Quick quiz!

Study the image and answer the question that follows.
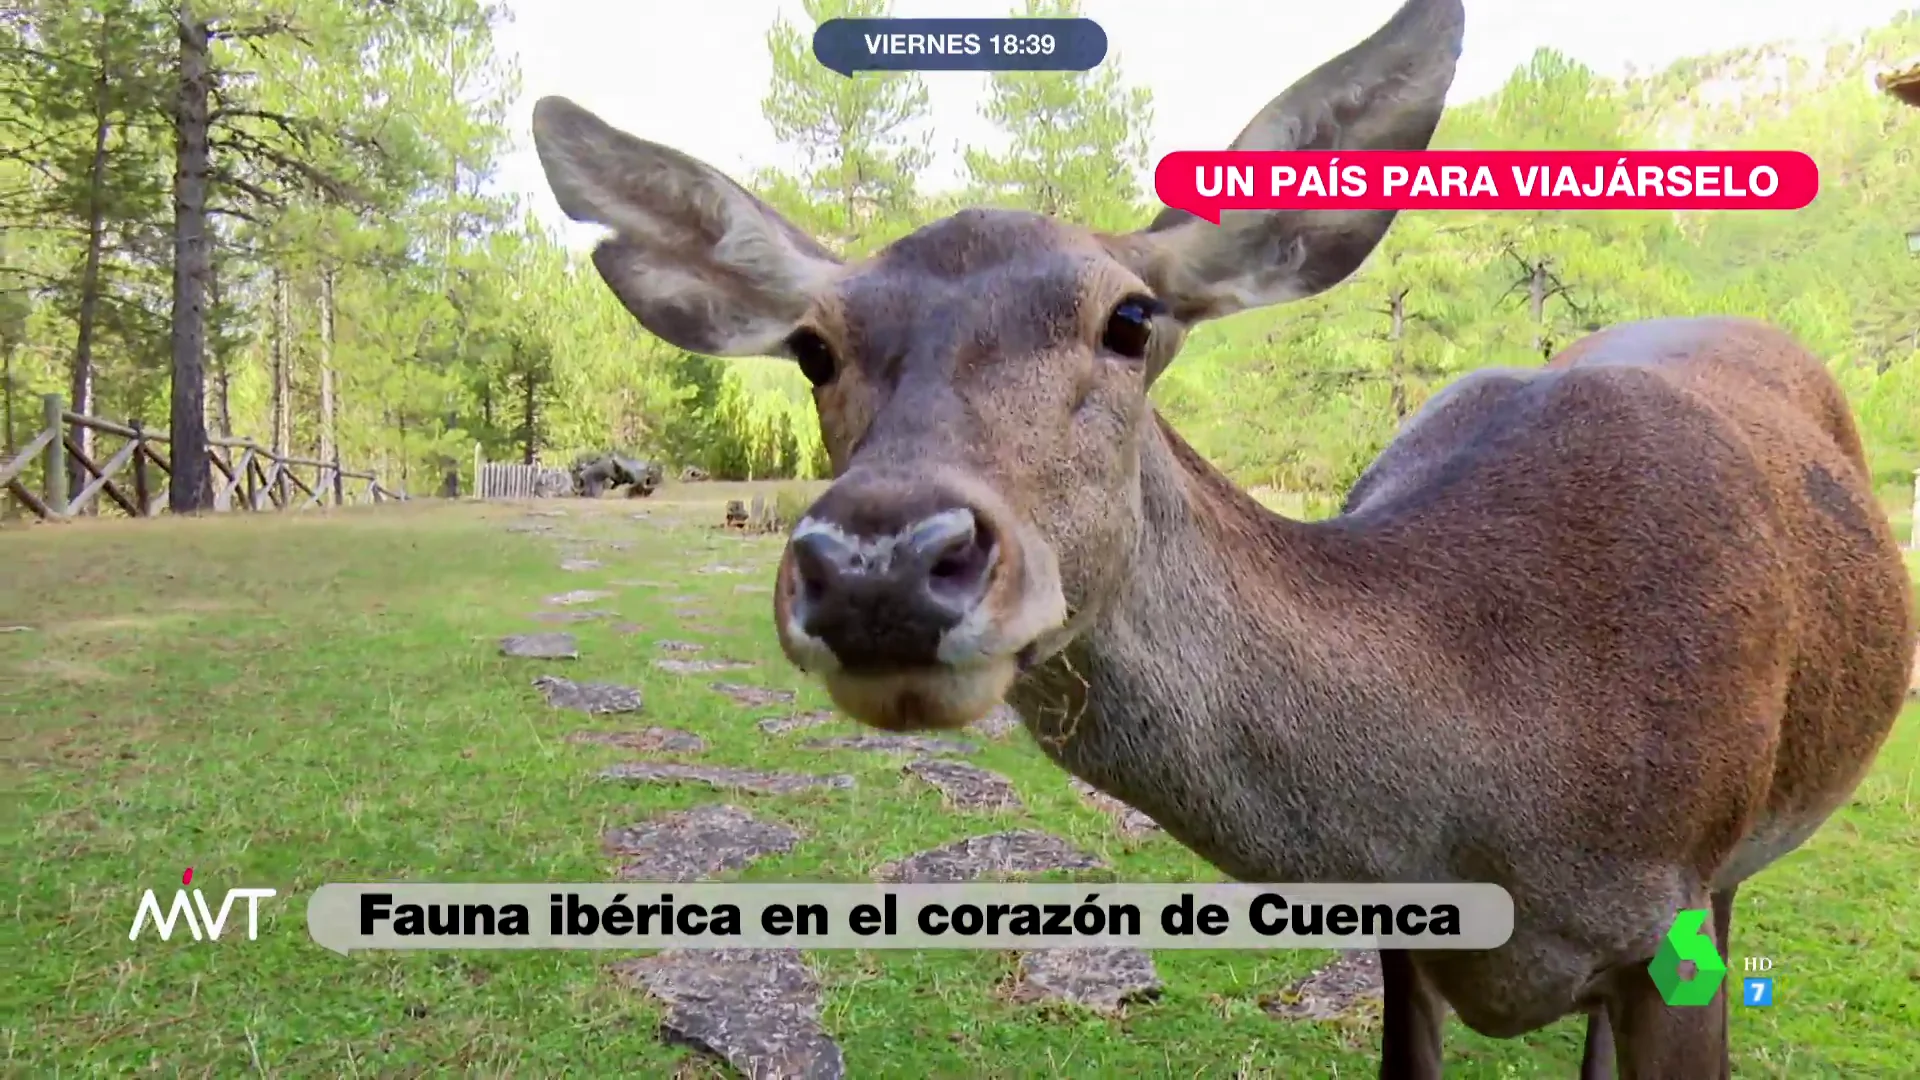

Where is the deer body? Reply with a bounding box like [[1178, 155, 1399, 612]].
[[530, 0, 1912, 1072]]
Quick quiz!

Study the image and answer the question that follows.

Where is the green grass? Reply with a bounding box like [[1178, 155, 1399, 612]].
[[3, 491, 1915, 1077]]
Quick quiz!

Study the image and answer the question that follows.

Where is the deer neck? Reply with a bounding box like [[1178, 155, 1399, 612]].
[[1009, 413, 1454, 884]]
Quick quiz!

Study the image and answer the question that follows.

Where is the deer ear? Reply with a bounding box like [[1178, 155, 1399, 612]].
[[1126, 0, 1464, 326], [531, 96, 842, 357]]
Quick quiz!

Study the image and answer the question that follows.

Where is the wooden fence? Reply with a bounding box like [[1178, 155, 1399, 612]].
[[473, 445, 571, 500], [0, 393, 403, 521]]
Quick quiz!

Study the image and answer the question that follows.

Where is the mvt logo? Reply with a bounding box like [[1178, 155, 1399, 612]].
[[128, 867, 277, 942]]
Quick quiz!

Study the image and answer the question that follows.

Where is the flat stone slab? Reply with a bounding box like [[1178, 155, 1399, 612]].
[[906, 759, 1023, 812], [601, 762, 854, 795], [656, 639, 704, 653], [757, 710, 836, 735], [604, 804, 800, 881], [534, 675, 644, 714], [545, 589, 614, 606], [530, 509, 568, 517], [559, 558, 604, 572], [568, 727, 707, 754], [1071, 779, 1160, 838], [1008, 948, 1162, 1014], [499, 632, 578, 659], [875, 830, 1107, 884], [1263, 951, 1383, 1021], [655, 658, 756, 675], [735, 584, 774, 595], [667, 594, 701, 604], [696, 564, 752, 574], [612, 622, 645, 635], [674, 607, 712, 619], [800, 734, 977, 756], [711, 682, 796, 708], [612, 950, 844, 1080], [504, 522, 555, 534], [970, 705, 1022, 739], [529, 608, 615, 624], [612, 578, 671, 588]]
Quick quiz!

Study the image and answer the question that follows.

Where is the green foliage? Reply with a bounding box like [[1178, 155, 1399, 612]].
[[0, 6, 1913, 514]]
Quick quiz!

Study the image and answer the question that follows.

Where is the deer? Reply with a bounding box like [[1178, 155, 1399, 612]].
[[528, 0, 1915, 1074]]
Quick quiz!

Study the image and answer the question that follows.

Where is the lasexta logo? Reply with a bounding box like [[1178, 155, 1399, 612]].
[[1648, 908, 1727, 1006]]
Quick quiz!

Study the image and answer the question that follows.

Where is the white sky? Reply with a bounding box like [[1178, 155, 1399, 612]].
[[493, 1, 1919, 249]]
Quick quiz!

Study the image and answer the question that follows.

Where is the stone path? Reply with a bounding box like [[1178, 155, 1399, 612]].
[[604, 804, 801, 881], [486, 506, 1294, 1072], [711, 682, 795, 708], [533, 675, 643, 715], [905, 758, 1023, 812], [602, 761, 855, 796], [1262, 952, 1384, 1021], [1071, 779, 1160, 838], [499, 632, 578, 659], [874, 830, 1105, 884], [529, 609, 614, 624], [567, 727, 707, 754], [799, 734, 977, 756], [654, 658, 756, 675], [1008, 949, 1163, 1014], [612, 951, 844, 1080], [757, 710, 836, 735], [545, 589, 614, 606]]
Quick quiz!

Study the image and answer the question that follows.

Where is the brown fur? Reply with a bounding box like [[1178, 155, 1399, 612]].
[[529, 1, 1912, 1074]]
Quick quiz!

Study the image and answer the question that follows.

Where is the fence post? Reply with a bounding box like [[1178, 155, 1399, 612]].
[[40, 393, 66, 516], [131, 418, 150, 516]]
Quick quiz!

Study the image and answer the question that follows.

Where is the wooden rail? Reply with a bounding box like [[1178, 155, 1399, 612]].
[[1, 393, 404, 521], [473, 443, 572, 500]]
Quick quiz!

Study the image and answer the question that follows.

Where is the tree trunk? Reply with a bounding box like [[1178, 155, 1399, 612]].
[[271, 267, 290, 456], [69, 12, 116, 508], [318, 266, 339, 502], [167, 3, 213, 514], [520, 367, 536, 465], [208, 257, 230, 436]]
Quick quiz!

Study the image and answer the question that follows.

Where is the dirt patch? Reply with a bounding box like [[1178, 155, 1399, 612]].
[[600, 762, 855, 796], [874, 830, 1106, 884], [905, 759, 1023, 812], [611, 950, 844, 1080], [757, 710, 836, 735], [499, 633, 578, 659], [559, 558, 605, 572], [674, 607, 712, 620], [567, 728, 707, 754], [545, 589, 614, 607], [532, 675, 644, 715], [1262, 952, 1383, 1021], [612, 622, 645, 635], [1007, 949, 1162, 1014], [8, 656, 120, 683], [655, 658, 756, 675], [612, 579, 672, 588], [800, 734, 977, 756], [604, 804, 801, 881], [711, 683, 796, 708], [1071, 779, 1160, 838]]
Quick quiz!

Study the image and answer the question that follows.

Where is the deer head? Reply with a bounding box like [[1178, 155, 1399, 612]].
[[532, 0, 1466, 731]]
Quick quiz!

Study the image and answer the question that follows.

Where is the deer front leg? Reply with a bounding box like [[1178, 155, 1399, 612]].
[[1580, 1006, 1615, 1080], [1601, 891, 1730, 1080], [1380, 949, 1447, 1079]]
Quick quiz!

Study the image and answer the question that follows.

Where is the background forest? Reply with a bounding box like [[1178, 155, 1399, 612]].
[[2, 0, 1916, 523]]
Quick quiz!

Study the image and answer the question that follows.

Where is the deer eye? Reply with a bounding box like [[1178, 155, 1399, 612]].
[[787, 329, 837, 387], [1101, 295, 1161, 360]]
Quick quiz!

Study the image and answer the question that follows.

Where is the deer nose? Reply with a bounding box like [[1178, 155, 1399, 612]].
[[786, 505, 999, 671]]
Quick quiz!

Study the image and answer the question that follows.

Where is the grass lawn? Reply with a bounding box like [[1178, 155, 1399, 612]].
[[3, 486, 1915, 1077]]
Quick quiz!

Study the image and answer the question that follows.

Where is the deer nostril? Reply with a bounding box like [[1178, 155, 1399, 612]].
[[788, 528, 844, 608], [920, 511, 996, 603]]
